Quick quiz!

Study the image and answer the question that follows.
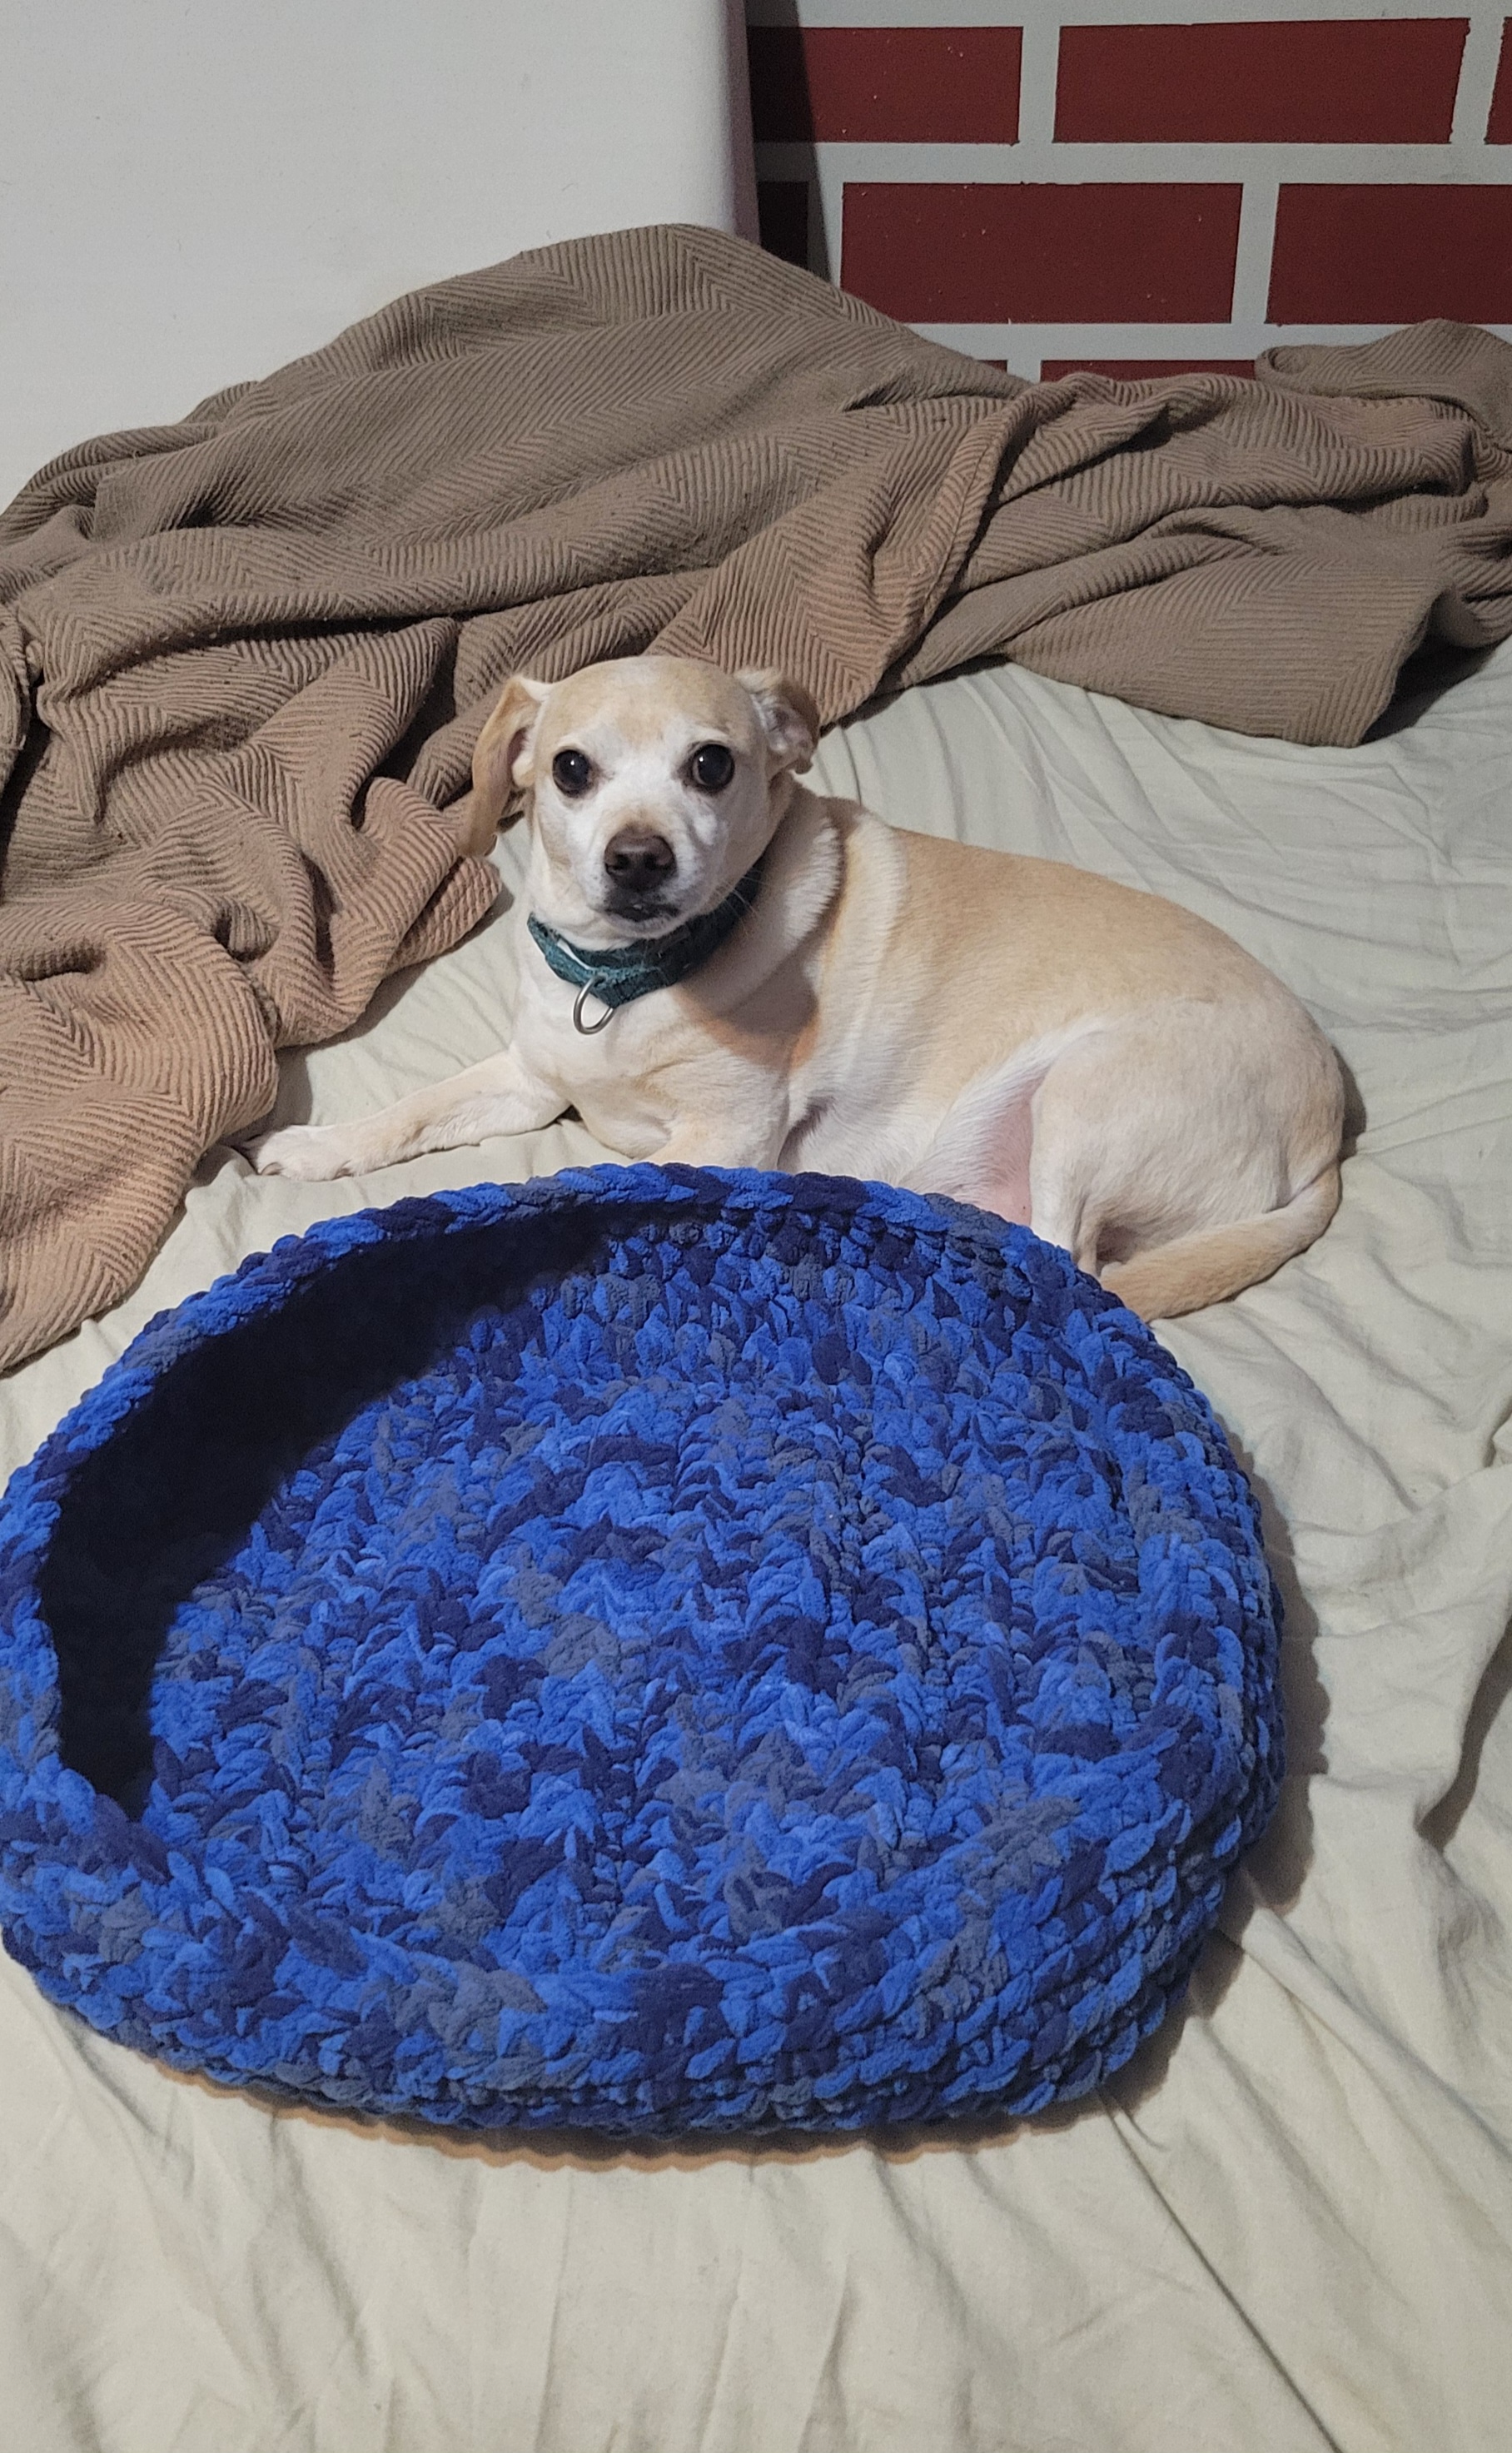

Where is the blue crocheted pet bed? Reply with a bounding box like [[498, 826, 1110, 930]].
[[0, 1167, 1281, 2132]]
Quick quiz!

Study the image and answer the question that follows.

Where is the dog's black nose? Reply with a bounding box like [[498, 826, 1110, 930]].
[[604, 831, 675, 893]]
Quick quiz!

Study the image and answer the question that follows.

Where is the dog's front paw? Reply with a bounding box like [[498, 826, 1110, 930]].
[[244, 1123, 362, 1182]]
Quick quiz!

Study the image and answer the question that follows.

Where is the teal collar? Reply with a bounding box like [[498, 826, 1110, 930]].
[[528, 854, 766, 1034]]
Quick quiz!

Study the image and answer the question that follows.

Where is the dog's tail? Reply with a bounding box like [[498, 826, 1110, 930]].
[[1098, 1163, 1340, 1322]]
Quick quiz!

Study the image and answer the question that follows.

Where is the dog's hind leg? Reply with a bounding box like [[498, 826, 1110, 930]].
[[1026, 1003, 1343, 1317], [906, 1031, 1100, 1226], [912, 1003, 1341, 1318]]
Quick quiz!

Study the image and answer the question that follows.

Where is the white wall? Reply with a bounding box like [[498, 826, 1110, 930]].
[[0, 0, 757, 503]]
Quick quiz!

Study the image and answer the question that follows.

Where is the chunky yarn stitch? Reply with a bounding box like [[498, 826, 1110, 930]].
[[0, 1167, 1281, 2132]]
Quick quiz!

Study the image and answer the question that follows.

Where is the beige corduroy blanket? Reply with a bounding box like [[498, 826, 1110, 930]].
[[1, 221, 1510, 1373]]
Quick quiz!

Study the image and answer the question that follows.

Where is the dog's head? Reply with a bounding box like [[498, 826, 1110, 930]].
[[467, 655, 818, 943]]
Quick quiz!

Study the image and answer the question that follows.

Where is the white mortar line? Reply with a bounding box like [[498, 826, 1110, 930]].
[[1015, 7, 1062, 156], [1452, 4, 1509, 147], [1231, 176, 1281, 326]]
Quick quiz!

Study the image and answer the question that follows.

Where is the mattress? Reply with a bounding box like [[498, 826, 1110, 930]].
[[2, 643, 1510, 2451]]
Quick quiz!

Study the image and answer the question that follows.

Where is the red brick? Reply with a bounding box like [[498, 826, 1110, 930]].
[[757, 181, 809, 271], [1056, 18, 1467, 145], [1269, 186, 1512, 322], [749, 27, 1020, 146], [1040, 358, 1255, 381], [841, 186, 1241, 325], [1488, 20, 1512, 140]]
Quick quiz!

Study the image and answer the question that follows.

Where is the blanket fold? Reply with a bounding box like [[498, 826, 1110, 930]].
[[2, 223, 1510, 1370]]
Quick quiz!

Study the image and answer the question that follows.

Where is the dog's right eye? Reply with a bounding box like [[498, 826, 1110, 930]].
[[552, 749, 594, 797], [689, 742, 735, 793]]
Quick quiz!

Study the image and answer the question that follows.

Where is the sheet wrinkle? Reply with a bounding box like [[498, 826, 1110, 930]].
[[1234, 1900, 1512, 2176], [0, 2122, 74, 2272], [1100, 2111, 1342, 2453], [1424, 1626, 1512, 1853], [524, 2173, 598, 2453], [264, 2247, 395, 2453]]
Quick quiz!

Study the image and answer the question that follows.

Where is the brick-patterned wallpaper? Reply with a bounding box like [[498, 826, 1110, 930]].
[[748, 1, 1512, 375]]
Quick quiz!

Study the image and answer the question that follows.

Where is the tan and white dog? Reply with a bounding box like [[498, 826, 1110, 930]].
[[250, 654, 1344, 1319]]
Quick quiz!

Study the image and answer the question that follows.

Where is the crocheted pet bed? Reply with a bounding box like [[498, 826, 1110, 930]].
[[0, 1167, 1282, 2133]]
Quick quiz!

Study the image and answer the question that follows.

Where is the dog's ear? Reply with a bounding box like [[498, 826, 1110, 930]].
[[461, 674, 550, 850], [738, 669, 819, 775]]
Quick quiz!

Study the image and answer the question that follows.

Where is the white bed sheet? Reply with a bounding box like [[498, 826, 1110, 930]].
[[2, 644, 1510, 2451]]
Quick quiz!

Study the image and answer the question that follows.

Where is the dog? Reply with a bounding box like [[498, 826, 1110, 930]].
[[249, 654, 1344, 1319]]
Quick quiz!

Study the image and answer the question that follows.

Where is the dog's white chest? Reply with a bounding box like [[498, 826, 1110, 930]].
[[514, 978, 694, 1155]]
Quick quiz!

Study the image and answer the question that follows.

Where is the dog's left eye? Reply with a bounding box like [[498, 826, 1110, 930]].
[[553, 749, 594, 797], [689, 742, 734, 793]]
